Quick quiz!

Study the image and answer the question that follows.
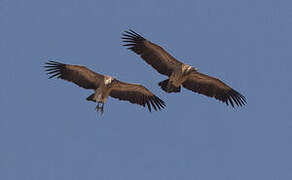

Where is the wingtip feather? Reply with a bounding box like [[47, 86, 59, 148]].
[[44, 60, 64, 79]]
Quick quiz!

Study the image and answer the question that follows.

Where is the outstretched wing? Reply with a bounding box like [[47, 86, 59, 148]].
[[109, 80, 166, 112], [44, 60, 104, 89], [122, 30, 182, 76], [182, 72, 246, 107]]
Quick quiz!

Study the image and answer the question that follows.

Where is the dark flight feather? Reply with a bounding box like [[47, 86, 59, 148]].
[[110, 80, 166, 112], [122, 30, 182, 76], [182, 72, 246, 107]]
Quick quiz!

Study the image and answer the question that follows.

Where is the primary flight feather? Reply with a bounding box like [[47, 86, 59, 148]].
[[44, 61, 165, 113], [122, 30, 246, 107]]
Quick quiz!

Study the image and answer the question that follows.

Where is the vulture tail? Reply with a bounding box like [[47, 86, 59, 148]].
[[158, 79, 181, 93], [86, 93, 95, 102]]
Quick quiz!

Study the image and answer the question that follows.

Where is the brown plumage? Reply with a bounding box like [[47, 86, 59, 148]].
[[44, 61, 165, 113], [122, 30, 246, 107]]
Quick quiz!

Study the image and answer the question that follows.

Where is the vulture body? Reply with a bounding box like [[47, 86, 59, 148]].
[[122, 30, 246, 107], [44, 61, 165, 113]]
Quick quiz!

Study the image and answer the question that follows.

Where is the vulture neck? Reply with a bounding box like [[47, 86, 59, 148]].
[[104, 75, 114, 85], [182, 64, 193, 73], [93, 75, 114, 104]]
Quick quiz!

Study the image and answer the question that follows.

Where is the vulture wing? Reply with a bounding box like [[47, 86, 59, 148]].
[[110, 80, 166, 112], [182, 71, 246, 107], [44, 61, 104, 89], [122, 30, 182, 76]]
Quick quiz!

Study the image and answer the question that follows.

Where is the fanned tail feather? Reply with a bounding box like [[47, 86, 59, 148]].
[[158, 79, 181, 93], [86, 93, 95, 102]]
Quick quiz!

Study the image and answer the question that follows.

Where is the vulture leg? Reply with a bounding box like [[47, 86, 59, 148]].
[[95, 102, 105, 115], [100, 103, 104, 114]]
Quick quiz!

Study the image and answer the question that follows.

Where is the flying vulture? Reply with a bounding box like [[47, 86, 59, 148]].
[[122, 30, 246, 107], [44, 61, 165, 113]]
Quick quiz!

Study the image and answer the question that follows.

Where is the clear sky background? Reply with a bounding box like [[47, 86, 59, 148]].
[[1, 0, 292, 179]]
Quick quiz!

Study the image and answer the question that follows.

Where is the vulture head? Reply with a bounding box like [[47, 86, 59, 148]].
[[183, 64, 198, 76]]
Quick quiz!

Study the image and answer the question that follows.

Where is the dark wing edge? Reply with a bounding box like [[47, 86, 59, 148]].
[[109, 81, 166, 112], [122, 29, 146, 51], [122, 29, 181, 76], [182, 73, 246, 107], [44, 60, 99, 89]]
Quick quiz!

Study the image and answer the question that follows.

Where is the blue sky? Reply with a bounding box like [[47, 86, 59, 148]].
[[1, 0, 292, 179]]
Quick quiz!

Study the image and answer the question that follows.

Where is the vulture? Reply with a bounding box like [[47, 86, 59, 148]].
[[44, 61, 165, 113], [122, 30, 246, 107]]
